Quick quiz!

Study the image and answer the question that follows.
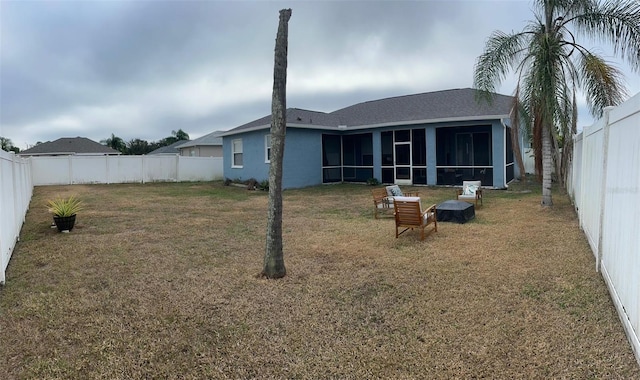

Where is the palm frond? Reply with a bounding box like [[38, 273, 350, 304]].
[[473, 30, 530, 102], [579, 52, 628, 117], [569, 0, 640, 71]]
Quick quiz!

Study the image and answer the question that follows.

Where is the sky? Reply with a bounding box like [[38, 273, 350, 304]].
[[1, 0, 639, 151]]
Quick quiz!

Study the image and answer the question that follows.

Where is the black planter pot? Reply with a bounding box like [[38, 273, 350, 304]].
[[53, 214, 77, 232]]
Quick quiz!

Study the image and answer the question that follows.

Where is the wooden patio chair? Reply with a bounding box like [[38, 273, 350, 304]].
[[385, 185, 418, 198], [372, 187, 393, 219], [457, 180, 483, 207], [393, 196, 437, 241]]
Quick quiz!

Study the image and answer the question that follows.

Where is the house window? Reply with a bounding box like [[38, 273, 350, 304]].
[[265, 134, 271, 163], [232, 139, 243, 168]]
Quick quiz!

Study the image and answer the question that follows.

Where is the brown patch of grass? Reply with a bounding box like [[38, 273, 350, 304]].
[[1, 182, 638, 379]]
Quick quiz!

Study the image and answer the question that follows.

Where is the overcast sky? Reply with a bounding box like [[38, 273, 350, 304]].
[[2, 0, 639, 150]]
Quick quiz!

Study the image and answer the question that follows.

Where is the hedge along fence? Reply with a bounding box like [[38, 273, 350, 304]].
[[0, 151, 33, 284], [0, 154, 223, 284], [569, 92, 640, 366]]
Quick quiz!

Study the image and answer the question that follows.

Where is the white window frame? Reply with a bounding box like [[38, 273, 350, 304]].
[[265, 134, 271, 163], [232, 139, 243, 168]]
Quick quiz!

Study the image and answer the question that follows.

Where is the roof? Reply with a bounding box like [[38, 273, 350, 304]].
[[331, 88, 514, 127], [18, 137, 120, 156], [221, 88, 514, 136], [175, 131, 224, 149], [148, 140, 188, 155]]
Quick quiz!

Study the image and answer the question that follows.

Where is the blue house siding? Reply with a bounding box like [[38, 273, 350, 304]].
[[224, 119, 513, 189], [281, 128, 323, 188], [491, 120, 507, 188], [223, 128, 324, 188]]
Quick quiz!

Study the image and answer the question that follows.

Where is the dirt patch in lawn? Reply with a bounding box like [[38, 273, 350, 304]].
[[1, 181, 638, 379]]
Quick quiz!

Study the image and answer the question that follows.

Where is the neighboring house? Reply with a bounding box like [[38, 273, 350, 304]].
[[175, 131, 224, 157], [148, 140, 189, 155], [18, 137, 120, 157], [221, 88, 524, 189]]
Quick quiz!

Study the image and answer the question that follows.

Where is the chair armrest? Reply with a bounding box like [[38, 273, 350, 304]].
[[456, 189, 463, 196], [405, 191, 419, 197], [476, 189, 483, 198], [421, 204, 437, 217]]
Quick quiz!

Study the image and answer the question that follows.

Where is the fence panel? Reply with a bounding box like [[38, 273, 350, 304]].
[[143, 156, 178, 182], [108, 156, 144, 183], [568, 132, 583, 206], [30, 155, 223, 185], [178, 156, 224, 182], [31, 156, 72, 185], [578, 118, 606, 257], [71, 156, 108, 184], [600, 95, 640, 360], [0, 151, 33, 284], [571, 92, 640, 365]]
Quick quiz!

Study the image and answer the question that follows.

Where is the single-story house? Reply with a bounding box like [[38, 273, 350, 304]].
[[18, 137, 120, 157], [220, 88, 523, 189], [175, 131, 224, 157]]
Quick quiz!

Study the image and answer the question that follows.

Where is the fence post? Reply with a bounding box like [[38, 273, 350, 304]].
[[595, 106, 614, 273]]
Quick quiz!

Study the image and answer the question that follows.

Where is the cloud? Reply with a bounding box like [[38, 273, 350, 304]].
[[1, 0, 638, 149]]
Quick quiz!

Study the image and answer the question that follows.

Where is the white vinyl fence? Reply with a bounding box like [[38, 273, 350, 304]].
[[0, 151, 33, 284], [570, 92, 640, 365], [30, 155, 223, 185]]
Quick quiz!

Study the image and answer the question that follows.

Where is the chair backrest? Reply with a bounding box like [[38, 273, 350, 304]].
[[462, 181, 481, 195], [393, 196, 422, 226], [386, 185, 404, 197], [372, 187, 388, 203]]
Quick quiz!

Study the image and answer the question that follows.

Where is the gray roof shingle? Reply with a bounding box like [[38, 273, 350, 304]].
[[175, 131, 224, 149], [148, 140, 189, 155], [331, 88, 513, 127], [222, 88, 513, 136], [18, 137, 120, 156]]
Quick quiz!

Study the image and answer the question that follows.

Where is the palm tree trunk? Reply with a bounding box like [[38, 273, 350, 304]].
[[541, 122, 553, 206], [263, 9, 291, 279]]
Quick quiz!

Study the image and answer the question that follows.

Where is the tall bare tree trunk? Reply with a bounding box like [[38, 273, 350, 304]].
[[262, 9, 291, 279], [541, 122, 553, 206]]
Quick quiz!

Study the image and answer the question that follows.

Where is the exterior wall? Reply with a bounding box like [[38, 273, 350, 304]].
[[223, 128, 323, 188], [223, 118, 511, 189], [492, 120, 506, 188], [179, 145, 222, 157]]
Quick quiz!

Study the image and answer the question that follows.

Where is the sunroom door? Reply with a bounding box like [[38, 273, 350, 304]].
[[394, 130, 412, 185]]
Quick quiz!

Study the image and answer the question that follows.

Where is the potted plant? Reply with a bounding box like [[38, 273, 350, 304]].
[[47, 195, 84, 232]]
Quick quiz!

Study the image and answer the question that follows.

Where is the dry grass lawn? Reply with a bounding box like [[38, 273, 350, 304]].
[[1, 181, 638, 379]]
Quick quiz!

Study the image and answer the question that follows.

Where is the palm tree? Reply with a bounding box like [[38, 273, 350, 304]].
[[171, 129, 190, 141], [474, 0, 640, 206], [101, 133, 126, 153], [263, 8, 292, 279]]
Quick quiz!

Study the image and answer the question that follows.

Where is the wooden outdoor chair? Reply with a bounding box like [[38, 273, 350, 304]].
[[372, 187, 393, 219], [393, 196, 437, 241], [385, 185, 418, 198], [457, 180, 483, 207]]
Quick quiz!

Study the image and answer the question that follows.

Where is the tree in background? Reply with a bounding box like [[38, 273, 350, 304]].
[[0, 136, 20, 153], [262, 8, 292, 279], [101, 133, 127, 153], [126, 138, 152, 155], [474, 0, 640, 206], [162, 129, 190, 146]]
